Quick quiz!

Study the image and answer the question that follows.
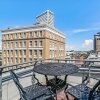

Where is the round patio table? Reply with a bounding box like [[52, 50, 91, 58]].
[[33, 63, 79, 76], [33, 63, 79, 100]]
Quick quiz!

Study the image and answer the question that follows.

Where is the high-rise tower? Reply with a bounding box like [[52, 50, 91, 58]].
[[36, 10, 54, 27]]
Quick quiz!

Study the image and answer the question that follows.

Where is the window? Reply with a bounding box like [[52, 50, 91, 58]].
[[11, 50, 13, 55], [34, 41, 37, 47], [7, 58, 10, 63], [39, 31, 42, 37], [4, 50, 6, 56], [4, 43, 6, 48], [23, 33, 26, 38], [29, 50, 32, 55], [49, 43, 51, 48], [11, 34, 13, 39], [34, 31, 37, 37], [7, 34, 10, 39], [39, 41, 42, 47], [23, 41, 26, 47], [34, 58, 37, 61], [50, 34, 52, 39], [20, 33, 23, 38], [54, 51, 56, 57], [15, 50, 18, 56], [29, 32, 32, 37], [29, 41, 32, 47], [53, 43, 54, 47], [7, 50, 9, 55], [52, 34, 54, 39], [16, 58, 18, 63], [50, 50, 54, 57], [24, 58, 26, 62], [11, 58, 13, 63], [34, 50, 37, 56], [11, 42, 13, 48], [52, 50, 54, 57], [8, 42, 10, 48], [29, 58, 32, 61], [20, 42, 22, 47], [23, 50, 26, 55], [15, 33, 18, 39], [50, 50, 52, 58], [15, 42, 18, 47], [19, 50, 22, 55], [3, 35, 6, 40], [97, 38, 100, 40], [39, 50, 42, 57], [20, 58, 22, 63]]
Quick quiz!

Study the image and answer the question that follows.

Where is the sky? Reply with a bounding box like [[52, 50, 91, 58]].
[[0, 0, 100, 51]]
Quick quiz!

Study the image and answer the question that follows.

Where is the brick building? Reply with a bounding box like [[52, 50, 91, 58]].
[[2, 10, 66, 65]]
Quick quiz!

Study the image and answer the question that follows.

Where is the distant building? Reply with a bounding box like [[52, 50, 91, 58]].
[[87, 53, 100, 66], [94, 32, 100, 53], [1, 10, 65, 65], [65, 50, 89, 66], [0, 50, 2, 66], [36, 10, 54, 27]]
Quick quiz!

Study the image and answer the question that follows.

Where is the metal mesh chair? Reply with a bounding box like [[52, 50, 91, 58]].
[[10, 70, 54, 100], [66, 77, 100, 100]]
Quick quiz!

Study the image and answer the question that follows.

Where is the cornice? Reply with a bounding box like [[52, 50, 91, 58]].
[[1, 24, 65, 38]]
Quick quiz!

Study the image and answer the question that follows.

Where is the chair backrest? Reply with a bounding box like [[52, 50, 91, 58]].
[[88, 80, 100, 100], [10, 70, 27, 100]]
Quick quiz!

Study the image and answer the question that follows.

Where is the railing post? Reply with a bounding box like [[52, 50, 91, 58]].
[[58, 59, 59, 63], [0, 68, 3, 100], [82, 73, 85, 83], [88, 62, 93, 83]]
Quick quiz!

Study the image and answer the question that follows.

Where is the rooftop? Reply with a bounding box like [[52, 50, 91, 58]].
[[1, 10, 65, 36]]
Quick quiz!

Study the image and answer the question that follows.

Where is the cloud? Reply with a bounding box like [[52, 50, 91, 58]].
[[66, 44, 79, 51], [82, 39, 93, 48], [66, 40, 93, 51], [66, 45, 77, 51], [71, 27, 100, 33], [72, 29, 89, 33]]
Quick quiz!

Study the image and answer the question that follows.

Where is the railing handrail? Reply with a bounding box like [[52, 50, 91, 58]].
[[1, 58, 100, 70]]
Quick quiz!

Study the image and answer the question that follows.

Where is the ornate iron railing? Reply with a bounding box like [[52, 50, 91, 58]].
[[0, 58, 100, 100]]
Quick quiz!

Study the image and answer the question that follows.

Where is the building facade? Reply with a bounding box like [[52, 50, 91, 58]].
[[36, 10, 54, 27], [94, 32, 100, 53], [0, 50, 2, 66], [2, 11, 65, 65]]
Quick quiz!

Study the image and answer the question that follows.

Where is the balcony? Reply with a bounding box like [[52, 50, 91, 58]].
[[1, 59, 100, 100]]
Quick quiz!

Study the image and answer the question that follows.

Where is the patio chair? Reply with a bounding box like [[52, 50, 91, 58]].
[[10, 70, 54, 100], [66, 76, 100, 100]]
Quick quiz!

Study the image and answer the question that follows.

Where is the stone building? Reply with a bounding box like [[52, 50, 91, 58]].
[[2, 10, 66, 65]]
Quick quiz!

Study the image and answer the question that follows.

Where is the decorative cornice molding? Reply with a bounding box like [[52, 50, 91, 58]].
[[1, 24, 65, 38]]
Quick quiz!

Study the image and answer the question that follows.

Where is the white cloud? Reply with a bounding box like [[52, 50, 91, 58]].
[[72, 27, 100, 33], [66, 44, 80, 51], [66, 45, 77, 51], [72, 29, 89, 33], [82, 39, 93, 48], [66, 40, 93, 51]]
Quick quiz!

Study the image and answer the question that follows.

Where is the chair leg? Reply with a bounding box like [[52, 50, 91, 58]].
[[46, 97, 55, 100], [74, 99, 78, 100], [66, 94, 70, 100]]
